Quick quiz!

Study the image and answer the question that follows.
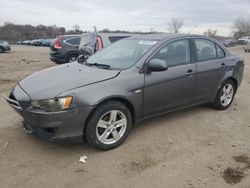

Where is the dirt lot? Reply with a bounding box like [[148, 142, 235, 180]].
[[0, 45, 250, 188]]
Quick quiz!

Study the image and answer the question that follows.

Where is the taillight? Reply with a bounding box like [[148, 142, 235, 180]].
[[54, 36, 62, 49], [96, 36, 103, 51]]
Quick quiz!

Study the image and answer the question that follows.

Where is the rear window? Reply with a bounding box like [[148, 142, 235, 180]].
[[65, 37, 81, 45], [108, 36, 130, 43]]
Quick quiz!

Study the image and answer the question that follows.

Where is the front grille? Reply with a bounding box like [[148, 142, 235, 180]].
[[23, 121, 56, 140]]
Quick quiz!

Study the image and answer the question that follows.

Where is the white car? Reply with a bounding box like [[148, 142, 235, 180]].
[[238, 36, 250, 45]]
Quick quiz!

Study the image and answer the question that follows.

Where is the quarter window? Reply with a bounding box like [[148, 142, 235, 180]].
[[195, 39, 216, 61], [65, 37, 81, 45], [152, 39, 190, 67], [216, 45, 225, 58]]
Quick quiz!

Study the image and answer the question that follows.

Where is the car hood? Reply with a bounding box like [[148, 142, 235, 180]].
[[19, 62, 120, 100]]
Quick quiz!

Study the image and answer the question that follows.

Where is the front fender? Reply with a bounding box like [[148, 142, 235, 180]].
[[59, 68, 144, 121]]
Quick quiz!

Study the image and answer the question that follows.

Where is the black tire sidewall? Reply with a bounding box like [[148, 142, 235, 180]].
[[85, 101, 132, 150]]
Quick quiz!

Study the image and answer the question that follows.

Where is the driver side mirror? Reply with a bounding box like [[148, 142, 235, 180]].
[[147, 59, 168, 72]]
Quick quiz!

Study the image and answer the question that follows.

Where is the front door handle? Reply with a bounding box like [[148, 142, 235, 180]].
[[220, 63, 226, 69], [186, 69, 193, 76]]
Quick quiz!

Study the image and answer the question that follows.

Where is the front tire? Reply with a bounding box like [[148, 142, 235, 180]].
[[85, 101, 132, 150], [212, 80, 236, 110]]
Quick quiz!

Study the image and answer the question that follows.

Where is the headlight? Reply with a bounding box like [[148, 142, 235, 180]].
[[31, 96, 72, 112]]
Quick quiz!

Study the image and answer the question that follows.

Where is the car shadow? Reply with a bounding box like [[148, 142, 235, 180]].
[[1, 103, 217, 161]]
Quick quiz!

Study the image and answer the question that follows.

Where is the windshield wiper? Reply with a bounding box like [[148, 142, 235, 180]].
[[85, 62, 111, 69]]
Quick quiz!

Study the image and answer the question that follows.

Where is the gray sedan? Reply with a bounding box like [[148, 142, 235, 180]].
[[5, 34, 244, 150]]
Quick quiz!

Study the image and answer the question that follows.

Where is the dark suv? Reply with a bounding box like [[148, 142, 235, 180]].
[[50, 35, 81, 64], [50, 33, 139, 64]]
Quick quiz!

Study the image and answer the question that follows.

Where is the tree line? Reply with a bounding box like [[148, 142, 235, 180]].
[[0, 22, 84, 43], [1, 16, 250, 43]]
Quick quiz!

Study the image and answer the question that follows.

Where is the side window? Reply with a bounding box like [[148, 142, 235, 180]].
[[66, 37, 80, 45], [152, 39, 190, 67], [75, 37, 81, 45], [195, 39, 216, 61], [216, 45, 225, 58]]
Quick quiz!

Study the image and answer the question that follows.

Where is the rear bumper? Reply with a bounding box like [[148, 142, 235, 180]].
[[49, 52, 65, 64], [4, 84, 94, 143]]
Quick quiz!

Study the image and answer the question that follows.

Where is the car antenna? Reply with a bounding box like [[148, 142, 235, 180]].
[[188, 24, 199, 34]]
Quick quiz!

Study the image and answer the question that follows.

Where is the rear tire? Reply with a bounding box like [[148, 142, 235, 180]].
[[85, 101, 132, 150], [212, 80, 236, 110], [65, 54, 78, 63]]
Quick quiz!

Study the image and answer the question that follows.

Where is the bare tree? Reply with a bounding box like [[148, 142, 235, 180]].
[[233, 17, 250, 38], [0, 22, 66, 42], [73, 24, 80, 32], [167, 18, 184, 34], [204, 29, 217, 37]]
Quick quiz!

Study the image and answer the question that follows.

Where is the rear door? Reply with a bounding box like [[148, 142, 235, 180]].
[[193, 38, 227, 102], [143, 39, 196, 116]]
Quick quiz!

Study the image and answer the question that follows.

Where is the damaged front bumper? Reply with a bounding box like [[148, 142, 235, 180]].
[[3, 84, 94, 143]]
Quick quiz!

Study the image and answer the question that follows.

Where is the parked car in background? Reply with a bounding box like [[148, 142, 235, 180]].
[[40, 39, 51, 47], [0, 40, 11, 52], [222, 39, 237, 47], [22, 40, 31, 45], [18, 39, 51, 47], [49, 35, 81, 63], [238, 36, 250, 45], [50, 33, 139, 64], [5, 34, 244, 150], [30, 39, 43, 46]]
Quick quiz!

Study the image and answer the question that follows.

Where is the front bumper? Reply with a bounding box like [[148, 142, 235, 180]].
[[4, 45, 11, 51], [5, 84, 94, 143]]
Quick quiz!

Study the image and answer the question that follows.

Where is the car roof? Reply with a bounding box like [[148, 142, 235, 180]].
[[129, 33, 204, 41], [60, 35, 81, 38], [97, 32, 142, 37]]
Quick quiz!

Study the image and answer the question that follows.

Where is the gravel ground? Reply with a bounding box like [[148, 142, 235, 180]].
[[0, 45, 250, 188]]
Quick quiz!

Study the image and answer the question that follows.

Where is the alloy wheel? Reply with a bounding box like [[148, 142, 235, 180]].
[[220, 83, 234, 106], [96, 110, 127, 145], [68, 57, 77, 62]]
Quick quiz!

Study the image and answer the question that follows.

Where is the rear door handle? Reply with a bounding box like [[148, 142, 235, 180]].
[[186, 69, 193, 75]]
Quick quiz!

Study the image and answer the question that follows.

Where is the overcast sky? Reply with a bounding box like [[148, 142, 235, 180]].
[[0, 0, 249, 36]]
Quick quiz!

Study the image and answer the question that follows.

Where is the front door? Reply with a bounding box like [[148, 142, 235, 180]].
[[143, 39, 196, 116]]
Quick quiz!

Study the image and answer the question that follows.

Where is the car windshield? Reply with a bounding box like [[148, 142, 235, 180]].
[[84, 39, 157, 69]]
